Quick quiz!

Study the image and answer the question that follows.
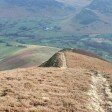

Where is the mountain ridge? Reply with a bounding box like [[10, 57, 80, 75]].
[[0, 50, 111, 112]]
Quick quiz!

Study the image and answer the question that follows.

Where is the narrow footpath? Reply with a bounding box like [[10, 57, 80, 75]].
[[88, 71, 112, 112], [60, 52, 67, 69]]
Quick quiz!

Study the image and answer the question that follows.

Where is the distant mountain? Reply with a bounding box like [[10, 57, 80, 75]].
[[72, 0, 112, 34], [3, 0, 63, 9], [57, 0, 92, 8], [75, 9, 99, 25], [0, 0, 75, 18], [0, 0, 112, 32], [88, 0, 112, 14]]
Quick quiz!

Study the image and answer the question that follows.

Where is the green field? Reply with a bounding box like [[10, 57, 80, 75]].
[[0, 43, 60, 71], [0, 40, 25, 61]]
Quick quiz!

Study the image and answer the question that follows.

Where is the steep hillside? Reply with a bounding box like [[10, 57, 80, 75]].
[[40, 52, 63, 67], [57, 0, 92, 9], [88, 0, 112, 14], [0, 45, 60, 71], [0, 0, 75, 18], [75, 9, 99, 25], [71, 0, 112, 34], [0, 50, 111, 112]]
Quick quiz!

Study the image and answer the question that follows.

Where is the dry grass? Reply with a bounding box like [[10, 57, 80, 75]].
[[65, 51, 112, 74], [0, 51, 111, 112], [0, 67, 92, 112]]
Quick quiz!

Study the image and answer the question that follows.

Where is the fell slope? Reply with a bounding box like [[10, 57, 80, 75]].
[[0, 45, 60, 71], [0, 50, 112, 112]]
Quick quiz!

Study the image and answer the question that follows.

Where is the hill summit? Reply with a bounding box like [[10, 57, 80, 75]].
[[0, 50, 112, 112]]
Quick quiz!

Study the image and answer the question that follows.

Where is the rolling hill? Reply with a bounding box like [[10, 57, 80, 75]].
[[88, 0, 112, 14], [75, 9, 99, 25], [0, 0, 75, 18], [0, 50, 111, 112], [72, 0, 112, 34], [0, 44, 60, 71], [0, 0, 112, 34]]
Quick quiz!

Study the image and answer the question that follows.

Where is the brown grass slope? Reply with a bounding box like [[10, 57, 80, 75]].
[[0, 50, 111, 112]]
